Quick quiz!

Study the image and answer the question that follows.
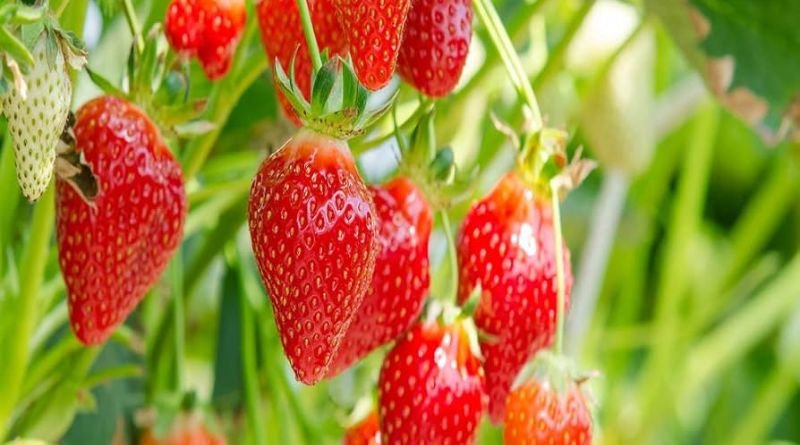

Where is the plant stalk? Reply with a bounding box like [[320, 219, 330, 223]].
[[473, 0, 543, 131], [122, 0, 145, 54], [440, 211, 459, 304], [171, 255, 185, 391], [240, 282, 268, 445], [0, 185, 55, 441], [295, 0, 322, 73], [551, 187, 567, 355]]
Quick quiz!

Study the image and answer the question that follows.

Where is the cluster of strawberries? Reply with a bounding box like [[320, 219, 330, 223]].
[[0, 0, 592, 443], [244, 2, 593, 444]]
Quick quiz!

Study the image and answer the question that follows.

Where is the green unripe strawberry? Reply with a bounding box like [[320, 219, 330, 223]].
[[1, 33, 73, 201]]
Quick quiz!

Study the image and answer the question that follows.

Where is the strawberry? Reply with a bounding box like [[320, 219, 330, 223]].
[[456, 171, 572, 424], [164, 0, 246, 80], [326, 177, 432, 377], [505, 377, 592, 445], [2, 34, 72, 201], [333, 0, 413, 90], [343, 411, 381, 445], [378, 319, 485, 445], [247, 129, 378, 384], [397, 0, 472, 98], [164, 0, 204, 55], [56, 96, 187, 345], [140, 414, 227, 445], [257, 0, 347, 124]]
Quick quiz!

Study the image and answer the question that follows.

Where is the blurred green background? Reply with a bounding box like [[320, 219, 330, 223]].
[[1, 0, 799, 444]]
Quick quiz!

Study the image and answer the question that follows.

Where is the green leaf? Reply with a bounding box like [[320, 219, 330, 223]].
[[310, 61, 336, 116], [9, 4, 44, 25], [173, 120, 216, 138], [19, 22, 44, 49], [95, 0, 120, 19], [341, 60, 359, 110], [0, 25, 35, 70], [85, 67, 124, 97], [649, 0, 800, 142]]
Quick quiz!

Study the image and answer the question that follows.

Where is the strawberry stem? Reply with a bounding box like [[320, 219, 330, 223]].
[[170, 255, 185, 392], [122, 0, 144, 54], [440, 210, 459, 304], [350, 99, 433, 155], [51, 0, 72, 18], [295, 0, 322, 73], [550, 185, 567, 356], [473, 0, 543, 132], [0, 185, 55, 440], [240, 279, 268, 445]]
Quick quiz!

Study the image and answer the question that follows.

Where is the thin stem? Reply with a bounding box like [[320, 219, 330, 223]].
[[239, 273, 268, 445], [0, 185, 54, 441], [634, 105, 718, 442], [83, 365, 143, 389], [295, 0, 322, 73], [726, 362, 797, 445], [52, 0, 72, 18], [182, 54, 267, 179], [550, 187, 567, 356], [473, 0, 542, 131], [532, 0, 596, 90], [440, 211, 459, 304], [566, 169, 629, 354], [21, 336, 82, 399], [171, 255, 185, 391], [122, 0, 145, 54], [350, 100, 432, 154]]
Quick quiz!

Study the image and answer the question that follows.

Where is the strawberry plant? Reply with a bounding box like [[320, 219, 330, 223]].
[[1, 0, 799, 444]]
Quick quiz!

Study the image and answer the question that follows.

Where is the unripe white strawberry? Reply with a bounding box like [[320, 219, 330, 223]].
[[2, 33, 72, 201]]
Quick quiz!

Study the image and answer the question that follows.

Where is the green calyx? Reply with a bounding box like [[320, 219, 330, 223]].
[[490, 113, 595, 198], [395, 108, 466, 210], [0, 12, 86, 97], [513, 350, 587, 397], [0, 2, 45, 87], [274, 55, 395, 140], [84, 23, 213, 141]]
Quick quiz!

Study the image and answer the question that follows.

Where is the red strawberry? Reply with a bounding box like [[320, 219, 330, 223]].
[[378, 320, 485, 445], [164, 0, 204, 54], [397, 0, 472, 97], [248, 129, 378, 384], [257, 0, 348, 124], [456, 171, 572, 423], [57, 96, 187, 345], [333, 0, 413, 90], [165, 0, 246, 80], [505, 378, 592, 445], [343, 411, 381, 445], [326, 177, 432, 377], [140, 413, 227, 445]]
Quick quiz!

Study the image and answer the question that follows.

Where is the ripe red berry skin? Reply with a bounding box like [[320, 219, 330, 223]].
[[456, 172, 572, 424], [326, 177, 432, 377], [333, 0, 413, 90], [342, 411, 382, 445], [397, 0, 472, 98], [57, 96, 187, 346], [196, 0, 246, 79], [140, 414, 227, 445], [505, 379, 592, 445], [378, 320, 486, 445], [165, 0, 204, 54], [165, 0, 246, 80], [248, 129, 378, 384], [257, 0, 347, 124]]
